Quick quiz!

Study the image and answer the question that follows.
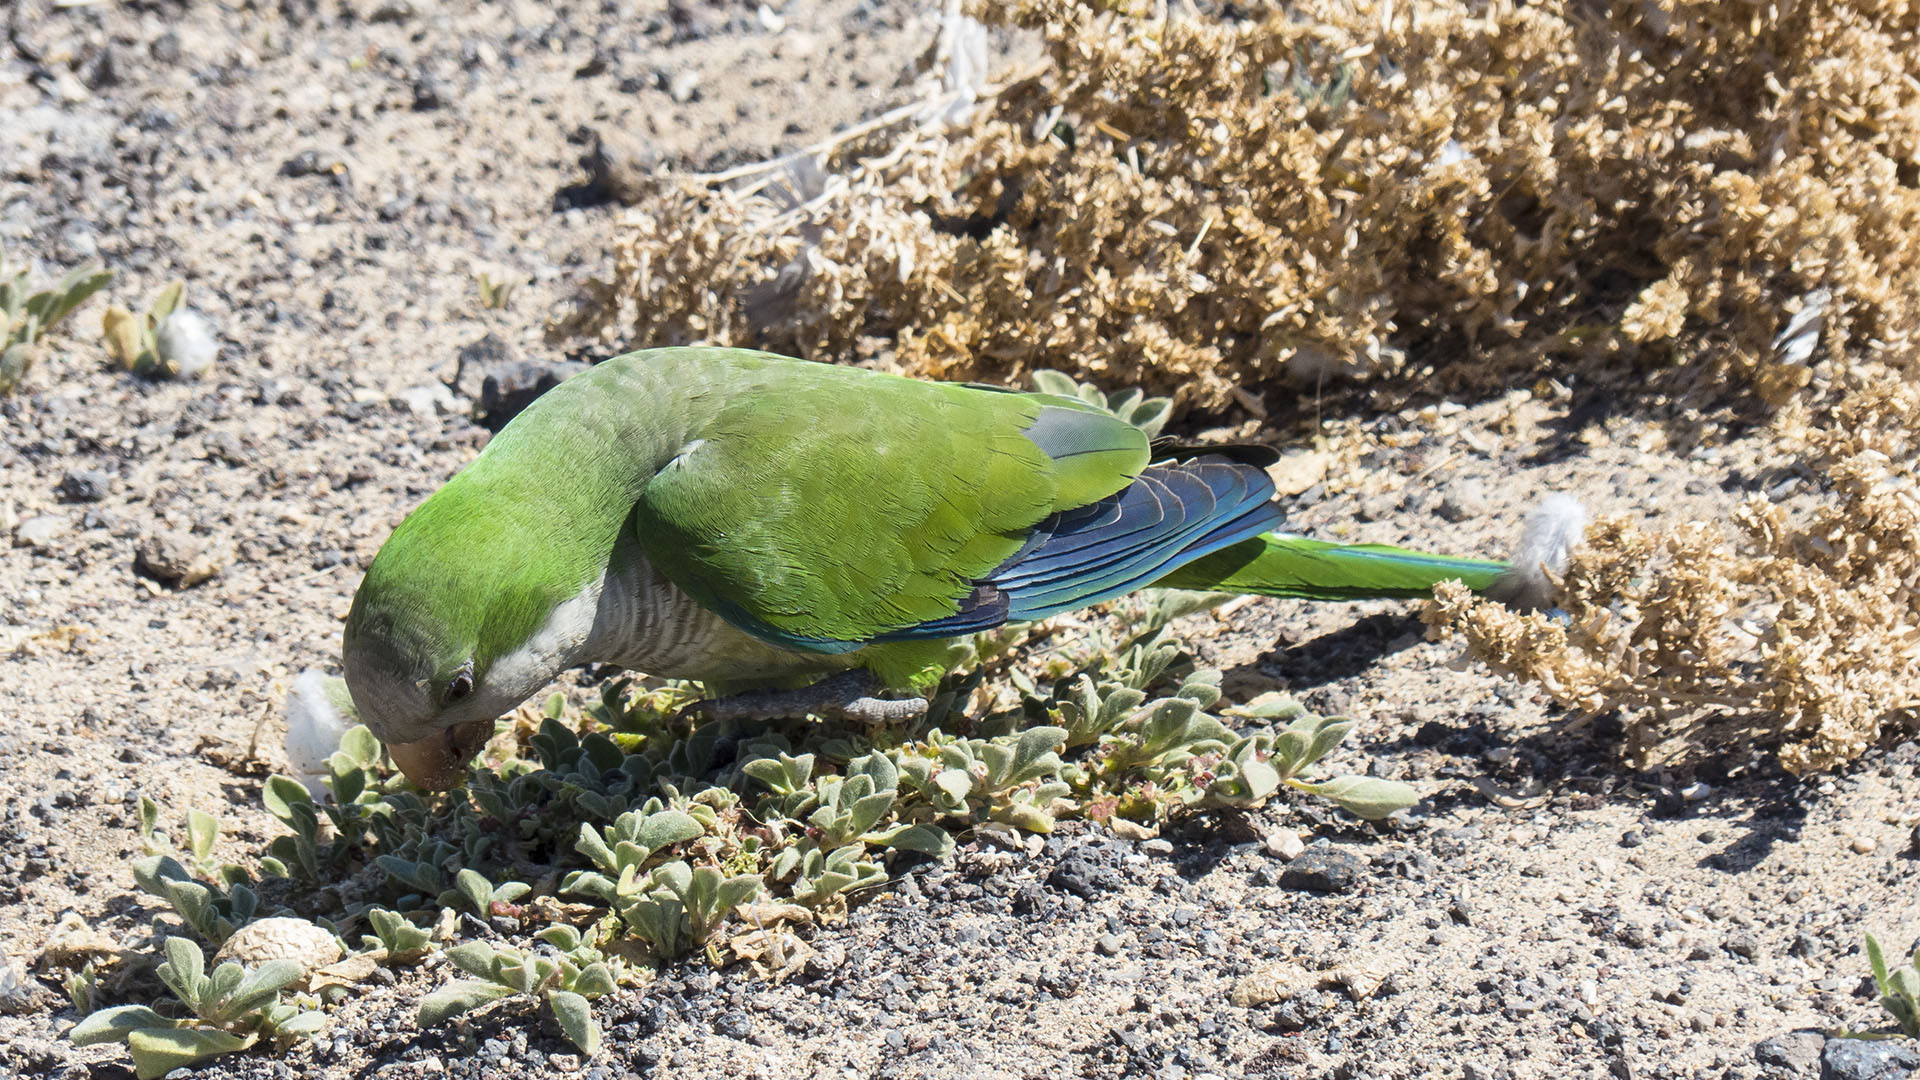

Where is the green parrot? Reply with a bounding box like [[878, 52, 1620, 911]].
[[343, 347, 1555, 789]]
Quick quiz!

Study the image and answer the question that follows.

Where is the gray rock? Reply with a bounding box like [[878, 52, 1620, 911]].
[[451, 333, 512, 399], [369, 0, 417, 23], [667, 68, 701, 104], [1822, 1037, 1920, 1080], [1436, 478, 1489, 523], [0, 955, 47, 1014], [1048, 847, 1124, 899], [478, 360, 589, 430], [136, 529, 231, 587], [14, 515, 64, 550], [391, 382, 458, 416], [1262, 828, 1305, 861], [583, 127, 661, 205], [57, 468, 111, 503], [413, 75, 447, 111], [150, 31, 183, 64], [802, 944, 845, 980], [1279, 847, 1365, 894]]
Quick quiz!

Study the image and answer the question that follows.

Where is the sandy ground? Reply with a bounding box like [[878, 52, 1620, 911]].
[[3, 2, 1919, 1078]]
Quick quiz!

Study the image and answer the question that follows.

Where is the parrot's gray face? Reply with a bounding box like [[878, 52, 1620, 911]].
[[341, 634, 508, 791]]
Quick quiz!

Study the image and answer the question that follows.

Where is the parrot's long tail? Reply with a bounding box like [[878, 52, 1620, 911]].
[[1151, 534, 1507, 600], [1151, 494, 1588, 609]]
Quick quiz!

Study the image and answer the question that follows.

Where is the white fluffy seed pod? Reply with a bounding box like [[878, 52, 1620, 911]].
[[155, 307, 219, 378], [285, 669, 358, 799]]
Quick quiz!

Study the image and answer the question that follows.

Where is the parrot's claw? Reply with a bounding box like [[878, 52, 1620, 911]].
[[678, 669, 929, 726]]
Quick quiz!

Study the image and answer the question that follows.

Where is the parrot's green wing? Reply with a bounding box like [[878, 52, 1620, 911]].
[[633, 355, 1151, 651]]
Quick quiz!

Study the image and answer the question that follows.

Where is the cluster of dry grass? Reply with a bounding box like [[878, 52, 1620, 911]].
[[558, 0, 1920, 770], [560, 0, 1920, 412], [1429, 379, 1920, 773]]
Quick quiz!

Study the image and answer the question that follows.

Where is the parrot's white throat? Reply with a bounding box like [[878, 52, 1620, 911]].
[[489, 534, 836, 701]]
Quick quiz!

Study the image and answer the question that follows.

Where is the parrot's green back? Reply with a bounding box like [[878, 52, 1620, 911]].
[[626, 353, 1150, 649]]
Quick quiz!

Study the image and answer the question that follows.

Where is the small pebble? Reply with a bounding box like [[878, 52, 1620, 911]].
[[1262, 828, 1305, 861], [57, 468, 111, 503], [1095, 934, 1123, 957], [135, 529, 232, 587], [1279, 847, 1364, 894], [667, 68, 701, 103], [1821, 1035, 1920, 1080], [14, 515, 64, 550], [1851, 836, 1878, 855]]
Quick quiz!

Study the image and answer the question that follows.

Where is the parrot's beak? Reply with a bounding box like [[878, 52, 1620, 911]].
[[383, 718, 495, 790]]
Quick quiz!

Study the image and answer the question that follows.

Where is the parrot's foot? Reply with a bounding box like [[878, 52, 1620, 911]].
[[680, 670, 929, 726]]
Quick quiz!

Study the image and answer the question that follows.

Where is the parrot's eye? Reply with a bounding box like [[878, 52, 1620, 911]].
[[443, 670, 475, 706]]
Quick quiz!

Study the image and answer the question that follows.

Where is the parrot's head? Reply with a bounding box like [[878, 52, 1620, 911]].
[[340, 499, 583, 789], [341, 583, 502, 791]]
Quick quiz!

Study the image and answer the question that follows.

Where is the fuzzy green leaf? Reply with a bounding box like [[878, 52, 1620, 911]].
[[271, 1010, 328, 1039], [417, 980, 515, 1027], [222, 959, 303, 1018], [160, 937, 207, 1003], [547, 990, 599, 1057], [842, 790, 896, 841], [443, 942, 503, 981], [127, 1026, 254, 1080], [69, 1005, 172, 1046], [1868, 934, 1891, 991], [187, 810, 219, 863], [1298, 775, 1418, 820], [260, 776, 312, 826], [633, 810, 704, 853], [456, 868, 495, 915], [871, 823, 956, 858], [567, 962, 618, 999]]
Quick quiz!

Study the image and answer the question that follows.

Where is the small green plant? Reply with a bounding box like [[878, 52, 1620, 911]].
[[475, 271, 518, 311], [566, 805, 707, 891], [64, 961, 101, 1017], [0, 245, 112, 394], [101, 280, 215, 378], [456, 868, 531, 920], [417, 935, 618, 1056], [133, 856, 262, 945], [1029, 368, 1172, 438], [69, 937, 324, 1079], [1865, 933, 1920, 1037], [361, 907, 434, 962], [130, 802, 263, 944], [101, 281, 182, 374], [615, 861, 763, 961]]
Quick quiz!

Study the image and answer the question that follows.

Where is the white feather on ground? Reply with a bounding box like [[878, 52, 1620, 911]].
[[285, 668, 357, 799], [1486, 493, 1590, 610]]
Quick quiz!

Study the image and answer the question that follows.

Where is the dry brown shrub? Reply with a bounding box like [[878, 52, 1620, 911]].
[[558, 0, 1920, 411], [1425, 377, 1920, 772]]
